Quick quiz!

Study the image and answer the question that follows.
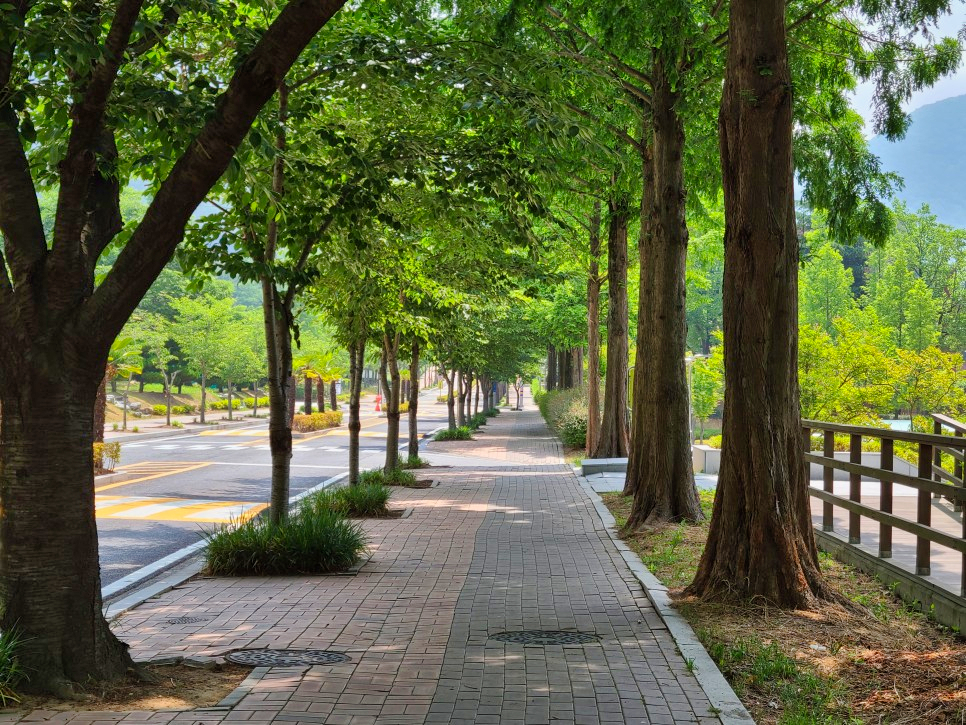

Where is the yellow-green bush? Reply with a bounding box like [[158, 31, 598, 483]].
[[293, 410, 343, 432], [537, 387, 588, 447], [151, 404, 168, 416], [93, 442, 121, 472]]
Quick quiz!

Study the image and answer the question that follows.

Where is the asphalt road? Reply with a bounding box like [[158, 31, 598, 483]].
[[97, 394, 451, 588]]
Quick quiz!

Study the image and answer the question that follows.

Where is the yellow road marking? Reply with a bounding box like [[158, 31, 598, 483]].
[[96, 495, 267, 522], [94, 462, 213, 492]]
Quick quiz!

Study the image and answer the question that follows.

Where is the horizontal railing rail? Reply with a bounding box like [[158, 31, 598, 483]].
[[802, 418, 966, 598]]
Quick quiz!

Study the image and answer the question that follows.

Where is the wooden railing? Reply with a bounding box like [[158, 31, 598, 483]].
[[802, 419, 966, 598]]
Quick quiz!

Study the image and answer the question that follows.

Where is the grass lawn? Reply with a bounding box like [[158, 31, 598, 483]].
[[602, 491, 966, 725]]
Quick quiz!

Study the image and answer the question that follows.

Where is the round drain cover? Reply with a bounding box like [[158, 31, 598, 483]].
[[489, 630, 601, 645], [166, 616, 211, 625], [226, 649, 351, 666]]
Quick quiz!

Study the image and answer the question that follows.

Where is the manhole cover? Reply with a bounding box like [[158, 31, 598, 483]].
[[166, 616, 211, 625], [226, 649, 351, 666], [489, 630, 601, 645]]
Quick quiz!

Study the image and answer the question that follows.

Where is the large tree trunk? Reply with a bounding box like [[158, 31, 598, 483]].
[[408, 342, 420, 460], [594, 196, 631, 459], [93, 373, 107, 443], [382, 334, 401, 472], [0, 371, 135, 695], [586, 201, 603, 454], [317, 380, 325, 412], [686, 0, 836, 607], [625, 59, 702, 525], [304, 376, 313, 415], [263, 281, 294, 524], [348, 339, 365, 485], [330, 380, 337, 411]]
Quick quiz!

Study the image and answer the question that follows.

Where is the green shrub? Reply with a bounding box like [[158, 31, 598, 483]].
[[436, 394, 450, 403], [537, 388, 589, 447], [151, 404, 168, 416], [704, 435, 723, 449], [468, 413, 487, 429], [203, 508, 366, 576], [209, 398, 242, 410], [243, 397, 270, 408], [171, 420, 184, 429], [530, 377, 544, 396], [357, 469, 387, 486], [399, 401, 410, 413], [93, 441, 122, 472], [304, 484, 391, 518], [293, 410, 343, 432], [172, 404, 195, 415], [434, 426, 472, 442], [0, 628, 25, 705], [399, 455, 430, 469], [384, 467, 419, 486], [484, 407, 500, 417]]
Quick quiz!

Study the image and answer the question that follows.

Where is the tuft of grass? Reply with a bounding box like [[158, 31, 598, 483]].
[[467, 413, 487, 429], [203, 508, 366, 576], [434, 426, 472, 442], [399, 454, 430, 470], [484, 408, 500, 417], [304, 484, 391, 518], [384, 467, 418, 486], [0, 628, 26, 706]]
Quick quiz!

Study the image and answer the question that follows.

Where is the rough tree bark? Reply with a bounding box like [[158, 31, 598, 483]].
[[347, 339, 365, 485], [330, 380, 337, 411], [456, 372, 467, 427], [586, 201, 603, 454], [442, 367, 457, 429], [93, 374, 107, 442], [546, 346, 557, 390], [317, 380, 325, 412], [263, 280, 294, 523], [626, 59, 702, 525], [304, 376, 313, 415], [686, 0, 838, 607], [593, 195, 631, 459], [407, 342, 420, 460], [382, 333, 401, 472]]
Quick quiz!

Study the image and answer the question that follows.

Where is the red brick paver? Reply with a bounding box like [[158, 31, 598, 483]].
[[18, 407, 721, 724]]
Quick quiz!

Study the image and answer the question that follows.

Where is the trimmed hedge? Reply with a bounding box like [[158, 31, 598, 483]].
[[535, 387, 588, 447], [293, 410, 343, 432]]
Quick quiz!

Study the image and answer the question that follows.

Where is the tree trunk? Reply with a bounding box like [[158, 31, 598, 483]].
[[253, 381, 259, 418], [547, 346, 557, 390], [382, 334, 401, 472], [408, 342, 420, 460], [686, 0, 837, 607], [317, 380, 325, 412], [227, 381, 234, 421], [200, 370, 207, 424], [594, 196, 631, 459], [626, 59, 702, 525], [586, 201, 603, 454], [456, 372, 466, 427], [330, 380, 337, 411], [473, 377, 480, 416], [304, 376, 313, 415], [165, 376, 172, 427], [0, 375, 135, 695], [93, 373, 107, 443], [348, 339, 365, 485], [443, 368, 456, 430], [262, 281, 294, 524]]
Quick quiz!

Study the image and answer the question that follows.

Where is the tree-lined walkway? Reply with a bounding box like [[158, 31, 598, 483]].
[[15, 406, 721, 724]]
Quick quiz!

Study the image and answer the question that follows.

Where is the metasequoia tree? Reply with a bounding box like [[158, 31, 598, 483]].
[[0, 0, 346, 692]]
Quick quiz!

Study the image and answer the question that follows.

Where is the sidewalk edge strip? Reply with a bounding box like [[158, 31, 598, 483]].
[[576, 476, 754, 725]]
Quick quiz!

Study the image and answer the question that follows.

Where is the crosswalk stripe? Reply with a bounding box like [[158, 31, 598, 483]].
[[96, 495, 266, 522]]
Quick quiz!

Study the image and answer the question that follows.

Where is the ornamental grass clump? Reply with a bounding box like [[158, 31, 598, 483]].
[[399, 454, 430, 469], [384, 466, 419, 487], [0, 628, 25, 706], [304, 484, 392, 518], [433, 426, 473, 442], [468, 413, 487, 429], [203, 508, 366, 576]]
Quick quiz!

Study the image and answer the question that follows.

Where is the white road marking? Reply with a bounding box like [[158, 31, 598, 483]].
[[108, 500, 190, 518]]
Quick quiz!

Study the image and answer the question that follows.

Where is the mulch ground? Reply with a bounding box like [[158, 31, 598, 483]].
[[602, 492, 966, 724], [9, 663, 250, 713]]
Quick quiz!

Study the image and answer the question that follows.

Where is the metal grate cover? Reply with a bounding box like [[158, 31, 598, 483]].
[[489, 630, 600, 645], [166, 616, 211, 625], [226, 649, 351, 666]]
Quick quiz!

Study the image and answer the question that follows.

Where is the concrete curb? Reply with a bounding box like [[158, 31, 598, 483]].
[[576, 477, 754, 725]]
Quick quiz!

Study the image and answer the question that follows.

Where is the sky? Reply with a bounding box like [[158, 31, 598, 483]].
[[850, 9, 966, 132]]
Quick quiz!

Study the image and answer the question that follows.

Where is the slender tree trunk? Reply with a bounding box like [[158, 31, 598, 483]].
[[382, 333, 402, 472], [227, 381, 233, 421], [330, 380, 337, 411], [200, 370, 208, 424], [594, 195, 631, 459], [456, 372, 467, 427], [304, 376, 313, 415], [253, 381, 259, 418], [686, 0, 837, 607], [626, 60, 702, 525], [586, 200, 603, 454], [348, 339, 365, 485], [0, 373, 135, 695], [473, 377, 480, 416], [408, 342, 420, 460], [443, 368, 457, 429], [547, 346, 557, 390], [262, 282, 294, 524], [93, 373, 107, 443], [317, 381, 325, 412]]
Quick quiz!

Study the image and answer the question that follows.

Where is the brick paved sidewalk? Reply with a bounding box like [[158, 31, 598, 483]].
[[15, 407, 724, 725]]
